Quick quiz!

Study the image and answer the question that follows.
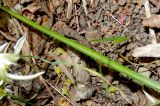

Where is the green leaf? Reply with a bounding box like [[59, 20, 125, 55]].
[[64, 79, 73, 86], [54, 66, 62, 77], [106, 85, 117, 93], [90, 36, 128, 44], [62, 86, 69, 96], [0, 88, 6, 99]]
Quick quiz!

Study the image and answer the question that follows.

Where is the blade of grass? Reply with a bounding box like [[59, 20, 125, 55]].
[[1, 6, 160, 92], [31, 55, 109, 83], [90, 36, 128, 44]]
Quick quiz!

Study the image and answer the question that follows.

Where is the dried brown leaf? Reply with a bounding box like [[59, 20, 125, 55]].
[[73, 0, 80, 4], [41, 15, 53, 29], [52, 21, 90, 47], [143, 14, 160, 28], [21, 28, 31, 57], [149, 0, 158, 6], [132, 44, 160, 57], [3, 0, 19, 7], [22, 3, 41, 13], [31, 32, 45, 56], [90, 0, 99, 8]]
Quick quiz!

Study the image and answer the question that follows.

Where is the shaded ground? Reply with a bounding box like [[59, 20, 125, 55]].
[[0, 0, 160, 106]]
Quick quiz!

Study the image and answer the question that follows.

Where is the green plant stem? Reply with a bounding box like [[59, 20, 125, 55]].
[[1, 6, 160, 92], [6, 93, 36, 106]]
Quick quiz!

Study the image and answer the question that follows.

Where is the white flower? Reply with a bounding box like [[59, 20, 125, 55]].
[[0, 53, 19, 68], [0, 35, 44, 84], [0, 53, 19, 81]]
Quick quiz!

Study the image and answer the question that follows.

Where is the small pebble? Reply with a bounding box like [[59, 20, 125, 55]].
[[111, 4, 119, 13], [118, 0, 126, 6]]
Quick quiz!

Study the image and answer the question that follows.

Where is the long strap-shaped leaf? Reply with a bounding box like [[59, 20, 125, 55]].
[[1, 6, 160, 92]]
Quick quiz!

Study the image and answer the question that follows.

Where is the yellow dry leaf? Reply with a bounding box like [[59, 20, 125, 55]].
[[58, 97, 69, 106], [56, 48, 65, 55], [54, 66, 62, 77], [62, 86, 69, 96]]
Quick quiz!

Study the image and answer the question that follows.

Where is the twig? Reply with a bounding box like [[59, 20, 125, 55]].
[[44, 78, 76, 106], [67, 0, 73, 18], [82, 0, 88, 16], [0, 30, 17, 41], [144, 0, 157, 44], [106, 11, 126, 29], [75, 4, 80, 31], [39, 77, 55, 105]]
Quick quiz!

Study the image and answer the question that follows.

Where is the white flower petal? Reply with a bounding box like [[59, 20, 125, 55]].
[[0, 43, 8, 52], [143, 89, 158, 104], [0, 68, 7, 81], [0, 53, 19, 81], [0, 53, 19, 67], [0, 80, 4, 86], [6, 71, 45, 80], [14, 35, 26, 54]]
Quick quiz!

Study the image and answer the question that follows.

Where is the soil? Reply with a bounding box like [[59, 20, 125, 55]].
[[0, 0, 160, 106]]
